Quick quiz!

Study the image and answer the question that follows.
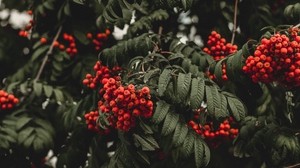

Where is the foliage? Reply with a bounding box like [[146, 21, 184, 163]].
[[0, 0, 300, 167]]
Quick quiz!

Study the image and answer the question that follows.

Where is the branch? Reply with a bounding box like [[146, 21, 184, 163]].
[[34, 26, 62, 82], [284, 163, 300, 168], [293, 23, 300, 28], [231, 0, 238, 44]]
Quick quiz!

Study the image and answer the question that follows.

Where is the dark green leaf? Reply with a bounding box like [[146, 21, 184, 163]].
[[190, 77, 205, 109], [173, 123, 188, 147], [162, 112, 179, 136], [177, 73, 191, 102], [152, 100, 170, 124]]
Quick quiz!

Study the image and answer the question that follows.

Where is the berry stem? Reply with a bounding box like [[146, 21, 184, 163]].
[[34, 26, 63, 82], [231, 0, 239, 44]]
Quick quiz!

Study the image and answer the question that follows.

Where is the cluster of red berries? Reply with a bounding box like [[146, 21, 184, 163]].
[[84, 110, 110, 134], [97, 78, 153, 132], [243, 27, 300, 87], [203, 31, 238, 81], [188, 107, 239, 147], [86, 29, 111, 51], [39, 33, 78, 57], [82, 61, 121, 89], [203, 31, 238, 61], [18, 10, 33, 38], [189, 118, 238, 140], [0, 90, 19, 110]]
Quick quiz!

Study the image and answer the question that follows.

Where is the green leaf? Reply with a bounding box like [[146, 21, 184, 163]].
[[205, 85, 214, 116], [73, 0, 85, 5], [31, 45, 49, 62], [208, 84, 222, 120], [173, 123, 189, 147], [23, 134, 35, 149], [203, 141, 210, 166], [33, 81, 43, 97], [16, 117, 32, 131], [161, 112, 179, 136], [177, 73, 191, 102], [152, 100, 170, 124], [218, 94, 229, 119], [64, 2, 71, 16], [54, 89, 64, 102], [194, 138, 204, 168], [133, 134, 156, 151], [144, 68, 161, 83], [74, 30, 89, 45], [158, 69, 172, 97], [225, 92, 246, 122], [190, 77, 205, 109], [181, 132, 195, 158], [43, 85, 53, 98], [139, 121, 153, 134], [18, 127, 35, 144]]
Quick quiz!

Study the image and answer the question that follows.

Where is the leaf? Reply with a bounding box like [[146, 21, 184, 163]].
[[64, 2, 71, 16], [218, 94, 229, 119], [16, 117, 32, 131], [74, 30, 89, 45], [190, 77, 205, 109], [225, 92, 246, 122], [194, 138, 204, 168], [73, 0, 85, 5], [144, 68, 161, 83], [181, 132, 195, 158], [177, 73, 191, 102], [18, 127, 35, 144], [173, 123, 189, 147], [43, 85, 53, 98], [152, 100, 170, 124], [208, 84, 223, 120], [33, 81, 43, 97], [23, 134, 35, 149], [158, 69, 172, 97], [161, 112, 179, 136], [139, 121, 153, 134], [31, 45, 49, 61], [54, 89, 64, 102], [203, 141, 210, 166], [137, 151, 150, 165], [205, 85, 214, 116]]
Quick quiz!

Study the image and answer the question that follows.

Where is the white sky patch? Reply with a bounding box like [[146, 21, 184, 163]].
[[112, 10, 136, 40], [9, 9, 32, 29], [0, 9, 9, 20]]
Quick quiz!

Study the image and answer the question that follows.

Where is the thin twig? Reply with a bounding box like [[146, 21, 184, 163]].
[[34, 26, 62, 82], [284, 163, 300, 168], [158, 26, 163, 36], [293, 23, 300, 28], [231, 0, 239, 44]]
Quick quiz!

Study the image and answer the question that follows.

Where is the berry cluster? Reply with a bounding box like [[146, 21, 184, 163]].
[[189, 118, 238, 140], [39, 33, 78, 57], [18, 10, 34, 38], [188, 107, 238, 148], [84, 110, 111, 134], [0, 90, 19, 110], [243, 28, 300, 87], [203, 31, 238, 61], [82, 61, 121, 89], [84, 110, 99, 132], [97, 78, 153, 131], [203, 31, 238, 81], [86, 29, 111, 51]]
